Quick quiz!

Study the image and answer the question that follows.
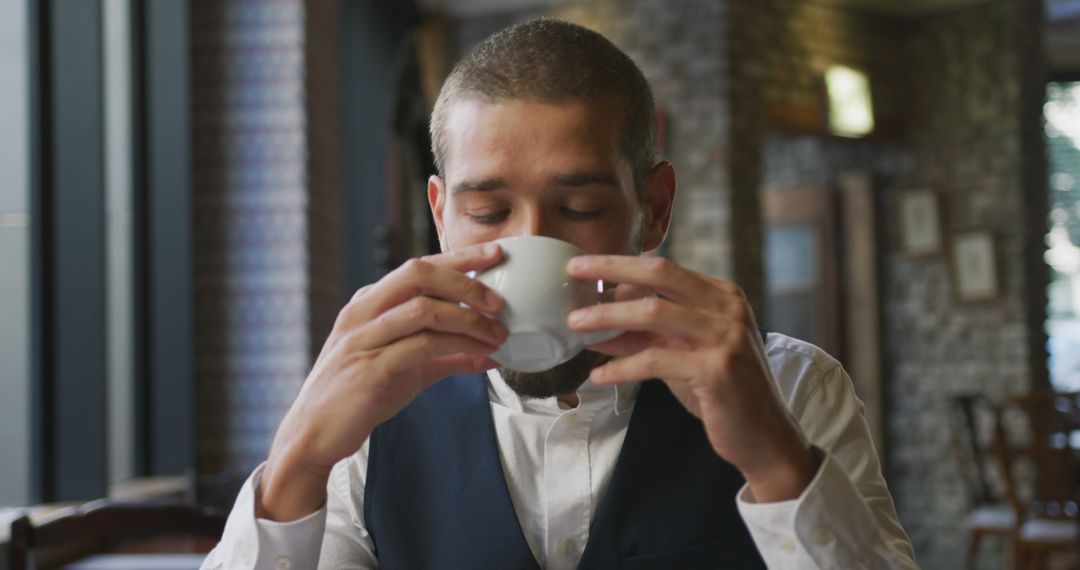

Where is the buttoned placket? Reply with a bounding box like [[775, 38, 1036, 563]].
[[542, 387, 609, 570], [484, 370, 641, 569]]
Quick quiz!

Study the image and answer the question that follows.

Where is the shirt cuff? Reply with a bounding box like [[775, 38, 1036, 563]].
[[215, 462, 329, 570], [736, 447, 877, 569]]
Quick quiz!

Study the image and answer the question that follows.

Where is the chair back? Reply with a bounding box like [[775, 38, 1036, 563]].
[[950, 393, 1000, 508], [991, 391, 1080, 521], [8, 499, 226, 569]]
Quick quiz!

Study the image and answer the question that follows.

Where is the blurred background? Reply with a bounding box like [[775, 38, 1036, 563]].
[[1, 0, 1079, 568]]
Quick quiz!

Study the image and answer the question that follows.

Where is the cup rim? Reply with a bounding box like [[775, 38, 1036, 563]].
[[493, 235, 585, 255]]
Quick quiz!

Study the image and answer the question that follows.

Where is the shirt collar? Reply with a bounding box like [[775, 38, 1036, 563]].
[[485, 368, 640, 416]]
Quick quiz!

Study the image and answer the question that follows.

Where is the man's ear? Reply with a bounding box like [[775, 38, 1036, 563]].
[[428, 175, 450, 253], [640, 161, 677, 252]]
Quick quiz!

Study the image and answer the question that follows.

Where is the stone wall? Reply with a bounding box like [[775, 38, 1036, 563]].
[[884, 3, 1046, 566]]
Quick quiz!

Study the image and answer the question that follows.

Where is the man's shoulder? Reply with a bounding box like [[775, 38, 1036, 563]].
[[764, 331, 842, 370], [762, 332, 845, 404]]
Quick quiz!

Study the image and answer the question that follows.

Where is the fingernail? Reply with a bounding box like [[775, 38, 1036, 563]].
[[568, 257, 587, 272], [567, 310, 585, 326], [484, 243, 500, 255]]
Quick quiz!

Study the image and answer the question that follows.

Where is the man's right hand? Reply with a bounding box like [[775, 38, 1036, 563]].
[[257, 242, 508, 521]]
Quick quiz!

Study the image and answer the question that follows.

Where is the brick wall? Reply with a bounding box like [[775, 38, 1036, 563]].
[[607, 0, 739, 282], [192, 0, 332, 477]]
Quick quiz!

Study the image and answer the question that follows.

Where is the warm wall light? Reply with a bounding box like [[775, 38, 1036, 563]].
[[826, 65, 875, 138]]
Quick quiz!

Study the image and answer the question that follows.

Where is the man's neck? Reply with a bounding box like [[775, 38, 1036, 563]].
[[556, 393, 580, 408]]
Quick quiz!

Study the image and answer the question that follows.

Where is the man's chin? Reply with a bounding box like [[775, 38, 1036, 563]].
[[499, 350, 606, 399]]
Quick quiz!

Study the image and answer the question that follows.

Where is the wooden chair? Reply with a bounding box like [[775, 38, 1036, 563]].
[[951, 393, 1016, 568], [991, 392, 1080, 570], [8, 499, 226, 569]]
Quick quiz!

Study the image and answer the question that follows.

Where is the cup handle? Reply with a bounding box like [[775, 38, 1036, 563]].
[[580, 279, 621, 345]]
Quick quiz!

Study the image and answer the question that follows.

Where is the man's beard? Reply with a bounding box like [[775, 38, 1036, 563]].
[[500, 349, 606, 399]]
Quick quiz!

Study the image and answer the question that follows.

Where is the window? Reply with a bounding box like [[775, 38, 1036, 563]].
[[14, 0, 194, 504], [1045, 81, 1080, 391], [0, 0, 33, 506]]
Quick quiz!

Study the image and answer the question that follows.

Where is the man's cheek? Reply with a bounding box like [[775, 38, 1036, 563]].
[[446, 226, 501, 250]]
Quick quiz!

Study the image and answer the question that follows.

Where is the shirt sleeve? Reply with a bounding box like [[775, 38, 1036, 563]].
[[736, 360, 918, 569], [200, 443, 378, 570]]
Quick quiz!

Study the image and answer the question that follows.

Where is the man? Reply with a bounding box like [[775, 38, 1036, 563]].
[[204, 18, 916, 569]]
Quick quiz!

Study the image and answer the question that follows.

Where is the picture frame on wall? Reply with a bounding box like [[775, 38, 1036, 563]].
[[949, 229, 1000, 303], [897, 189, 943, 257]]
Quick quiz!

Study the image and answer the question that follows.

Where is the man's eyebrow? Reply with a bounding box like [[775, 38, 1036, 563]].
[[451, 178, 508, 194], [550, 172, 621, 188]]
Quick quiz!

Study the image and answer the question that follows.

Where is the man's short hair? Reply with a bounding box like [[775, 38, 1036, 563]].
[[430, 18, 658, 194]]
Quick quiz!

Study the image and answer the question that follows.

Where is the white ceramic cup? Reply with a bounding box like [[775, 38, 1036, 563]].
[[472, 236, 621, 373]]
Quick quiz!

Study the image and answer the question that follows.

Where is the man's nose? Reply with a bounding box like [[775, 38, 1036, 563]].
[[511, 207, 550, 238]]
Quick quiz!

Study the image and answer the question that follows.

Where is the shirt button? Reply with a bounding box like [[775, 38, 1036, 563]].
[[558, 539, 575, 556], [779, 537, 795, 553], [814, 526, 831, 545], [274, 555, 292, 570]]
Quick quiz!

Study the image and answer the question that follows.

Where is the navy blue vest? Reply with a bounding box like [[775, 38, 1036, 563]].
[[364, 373, 768, 569]]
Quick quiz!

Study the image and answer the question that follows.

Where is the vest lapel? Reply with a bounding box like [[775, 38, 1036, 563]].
[[578, 380, 765, 568], [365, 374, 539, 569], [462, 374, 542, 568]]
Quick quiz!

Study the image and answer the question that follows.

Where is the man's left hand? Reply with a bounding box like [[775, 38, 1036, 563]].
[[567, 255, 818, 503]]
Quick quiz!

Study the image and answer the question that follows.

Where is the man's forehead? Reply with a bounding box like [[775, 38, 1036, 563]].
[[444, 96, 619, 135], [441, 98, 621, 169]]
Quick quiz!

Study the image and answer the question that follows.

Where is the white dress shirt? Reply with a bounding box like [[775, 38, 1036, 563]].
[[202, 332, 917, 569]]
